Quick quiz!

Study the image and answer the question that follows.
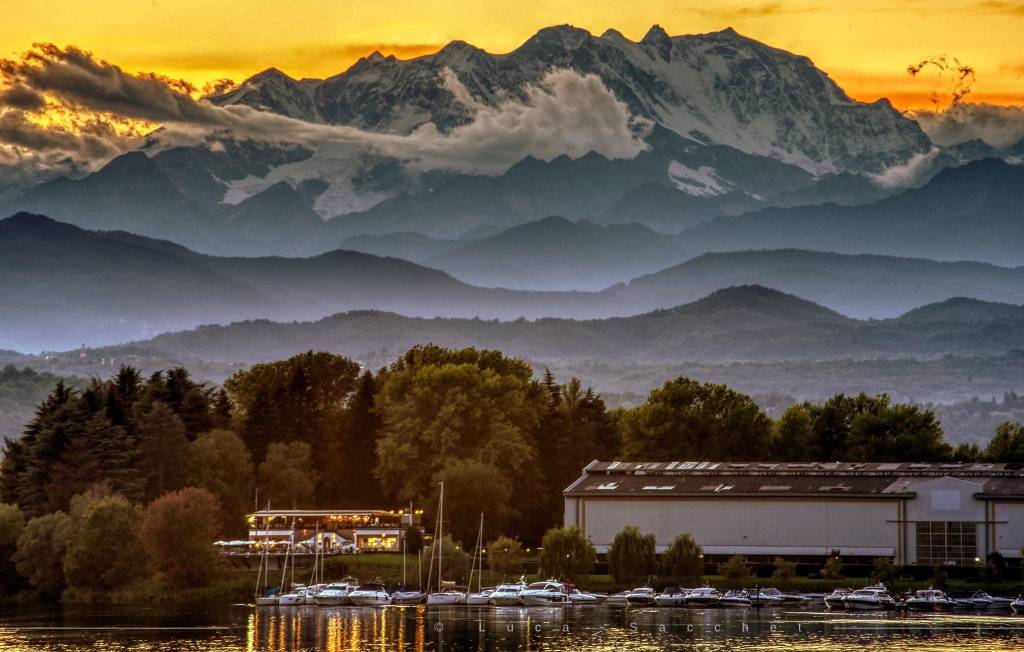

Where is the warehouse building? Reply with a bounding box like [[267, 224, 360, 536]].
[[563, 461, 1024, 566]]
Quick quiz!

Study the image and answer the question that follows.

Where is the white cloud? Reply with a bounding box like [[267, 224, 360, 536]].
[[910, 103, 1024, 149], [868, 146, 941, 188]]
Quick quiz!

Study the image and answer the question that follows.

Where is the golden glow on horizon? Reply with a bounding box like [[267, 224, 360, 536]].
[[2, 0, 1022, 110]]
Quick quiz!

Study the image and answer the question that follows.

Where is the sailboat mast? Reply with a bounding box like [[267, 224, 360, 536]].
[[438, 481, 444, 593]]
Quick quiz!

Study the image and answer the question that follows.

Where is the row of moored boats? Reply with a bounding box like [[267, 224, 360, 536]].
[[824, 585, 1024, 612]]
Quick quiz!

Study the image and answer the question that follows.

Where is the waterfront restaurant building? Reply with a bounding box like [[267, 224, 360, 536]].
[[564, 461, 1024, 566], [247, 508, 423, 553]]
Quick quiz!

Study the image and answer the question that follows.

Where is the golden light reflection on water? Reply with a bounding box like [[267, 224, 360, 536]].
[[1, 605, 1024, 651]]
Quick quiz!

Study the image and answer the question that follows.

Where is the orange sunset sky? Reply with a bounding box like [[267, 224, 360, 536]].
[[2, 0, 1023, 110]]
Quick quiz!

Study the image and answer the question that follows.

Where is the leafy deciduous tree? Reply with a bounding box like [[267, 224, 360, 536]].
[[608, 525, 656, 587], [140, 487, 223, 588]]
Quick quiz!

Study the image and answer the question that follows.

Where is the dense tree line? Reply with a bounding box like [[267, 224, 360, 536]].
[[2, 345, 1023, 601]]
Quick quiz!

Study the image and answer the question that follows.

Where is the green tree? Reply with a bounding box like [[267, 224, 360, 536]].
[[0, 502, 26, 591], [137, 401, 189, 500], [718, 555, 751, 587], [259, 441, 318, 509], [374, 347, 539, 507], [140, 488, 223, 588], [424, 534, 472, 585], [431, 460, 512, 547], [620, 377, 771, 460], [608, 525, 656, 587], [539, 526, 596, 583], [771, 404, 819, 461], [64, 495, 145, 591], [986, 422, 1024, 462], [225, 352, 360, 466], [322, 370, 384, 506], [487, 536, 524, 578], [13, 511, 73, 598], [846, 402, 949, 461], [185, 429, 255, 536], [771, 557, 797, 589], [660, 533, 703, 585], [822, 554, 844, 580]]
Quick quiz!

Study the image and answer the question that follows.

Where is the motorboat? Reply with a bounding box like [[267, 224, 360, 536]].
[[758, 587, 808, 605], [843, 586, 897, 610], [1011, 595, 1024, 613], [684, 586, 722, 607], [466, 587, 494, 605], [719, 590, 753, 608], [747, 587, 784, 607], [277, 585, 309, 606], [349, 583, 392, 607], [315, 580, 357, 606], [604, 591, 630, 606], [489, 582, 526, 606], [906, 589, 956, 612], [391, 590, 427, 605], [568, 588, 606, 604], [624, 587, 657, 606], [824, 588, 851, 610], [254, 589, 279, 606], [520, 580, 570, 606], [953, 597, 975, 610], [426, 590, 467, 606], [653, 587, 688, 608], [970, 591, 1012, 609]]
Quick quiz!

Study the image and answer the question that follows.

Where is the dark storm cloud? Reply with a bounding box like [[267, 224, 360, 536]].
[[0, 84, 46, 111]]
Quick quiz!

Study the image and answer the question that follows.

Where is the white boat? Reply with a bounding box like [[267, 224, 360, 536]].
[[569, 588, 606, 604], [426, 589, 467, 606], [843, 586, 896, 610], [906, 589, 956, 612], [316, 580, 358, 606], [489, 581, 527, 606], [684, 586, 722, 607], [824, 588, 852, 610], [747, 587, 784, 607], [277, 585, 309, 606], [466, 589, 493, 605], [391, 590, 427, 605], [520, 580, 570, 606], [624, 587, 657, 606], [758, 587, 808, 605], [970, 591, 1012, 609], [1011, 595, 1024, 613], [349, 583, 392, 607], [654, 587, 687, 607], [719, 590, 753, 608]]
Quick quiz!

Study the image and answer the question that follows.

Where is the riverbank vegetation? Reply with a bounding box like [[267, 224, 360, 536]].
[[1, 345, 1023, 603]]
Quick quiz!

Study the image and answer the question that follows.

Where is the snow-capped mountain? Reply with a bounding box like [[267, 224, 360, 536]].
[[213, 24, 931, 175]]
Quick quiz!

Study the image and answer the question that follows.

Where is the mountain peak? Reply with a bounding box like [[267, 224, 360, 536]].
[[642, 24, 671, 44]]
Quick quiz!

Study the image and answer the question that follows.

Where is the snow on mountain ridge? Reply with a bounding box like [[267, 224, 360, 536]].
[[211, 24, 931, 175]]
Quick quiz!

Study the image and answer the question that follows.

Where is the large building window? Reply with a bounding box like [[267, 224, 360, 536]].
[[916, 521, 977, 565]]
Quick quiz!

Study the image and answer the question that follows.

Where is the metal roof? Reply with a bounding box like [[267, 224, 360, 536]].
[[564, 461, 1024, 499]]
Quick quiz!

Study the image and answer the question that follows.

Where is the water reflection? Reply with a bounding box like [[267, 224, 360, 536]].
[[2, 604, 1024, 651]]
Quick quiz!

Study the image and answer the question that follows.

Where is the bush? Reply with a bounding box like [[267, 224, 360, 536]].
[[13, 511, 72, 597], [771, 557, 797, 589], [822, 554, 844, 580], [717, 555, 751, 587], [140, 487, 223, 588], [487, 536, 524, 578], [64, 495, 145, 591], [608, 526, 656, 587], [0, 502, 26, 591], [539, 526, 596, 583], [871, 557, 898, 585], [660, 533, 703, 586]]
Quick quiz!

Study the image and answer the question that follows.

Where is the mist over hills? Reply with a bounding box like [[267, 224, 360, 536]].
[[73, 286, 1024, 368]]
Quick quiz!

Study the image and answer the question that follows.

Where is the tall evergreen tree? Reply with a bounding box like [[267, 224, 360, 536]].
[[137, 401, 188, 500]]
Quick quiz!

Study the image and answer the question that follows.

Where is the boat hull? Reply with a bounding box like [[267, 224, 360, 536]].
[[426, 593, 466, 606], [391, 592, 426, 605], [489, 596, 523, 606], [521, 595, 569, 606], [254, 597, 279, 606], [315, 596, 350, 606], [654, 596, 687, 608], [719, 598, 751, 608], [350, 596, 391, 607]]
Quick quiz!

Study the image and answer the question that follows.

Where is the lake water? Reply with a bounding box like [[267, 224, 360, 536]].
[[2, 603, 1024, 651]]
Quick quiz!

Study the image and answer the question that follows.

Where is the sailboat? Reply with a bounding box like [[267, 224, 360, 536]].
[[277, 522, 308, 606], [426, 481, 466, 606], [391, 535, 426, 605], [253, 506, 279, 606], [465, 513, 491, 605]]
